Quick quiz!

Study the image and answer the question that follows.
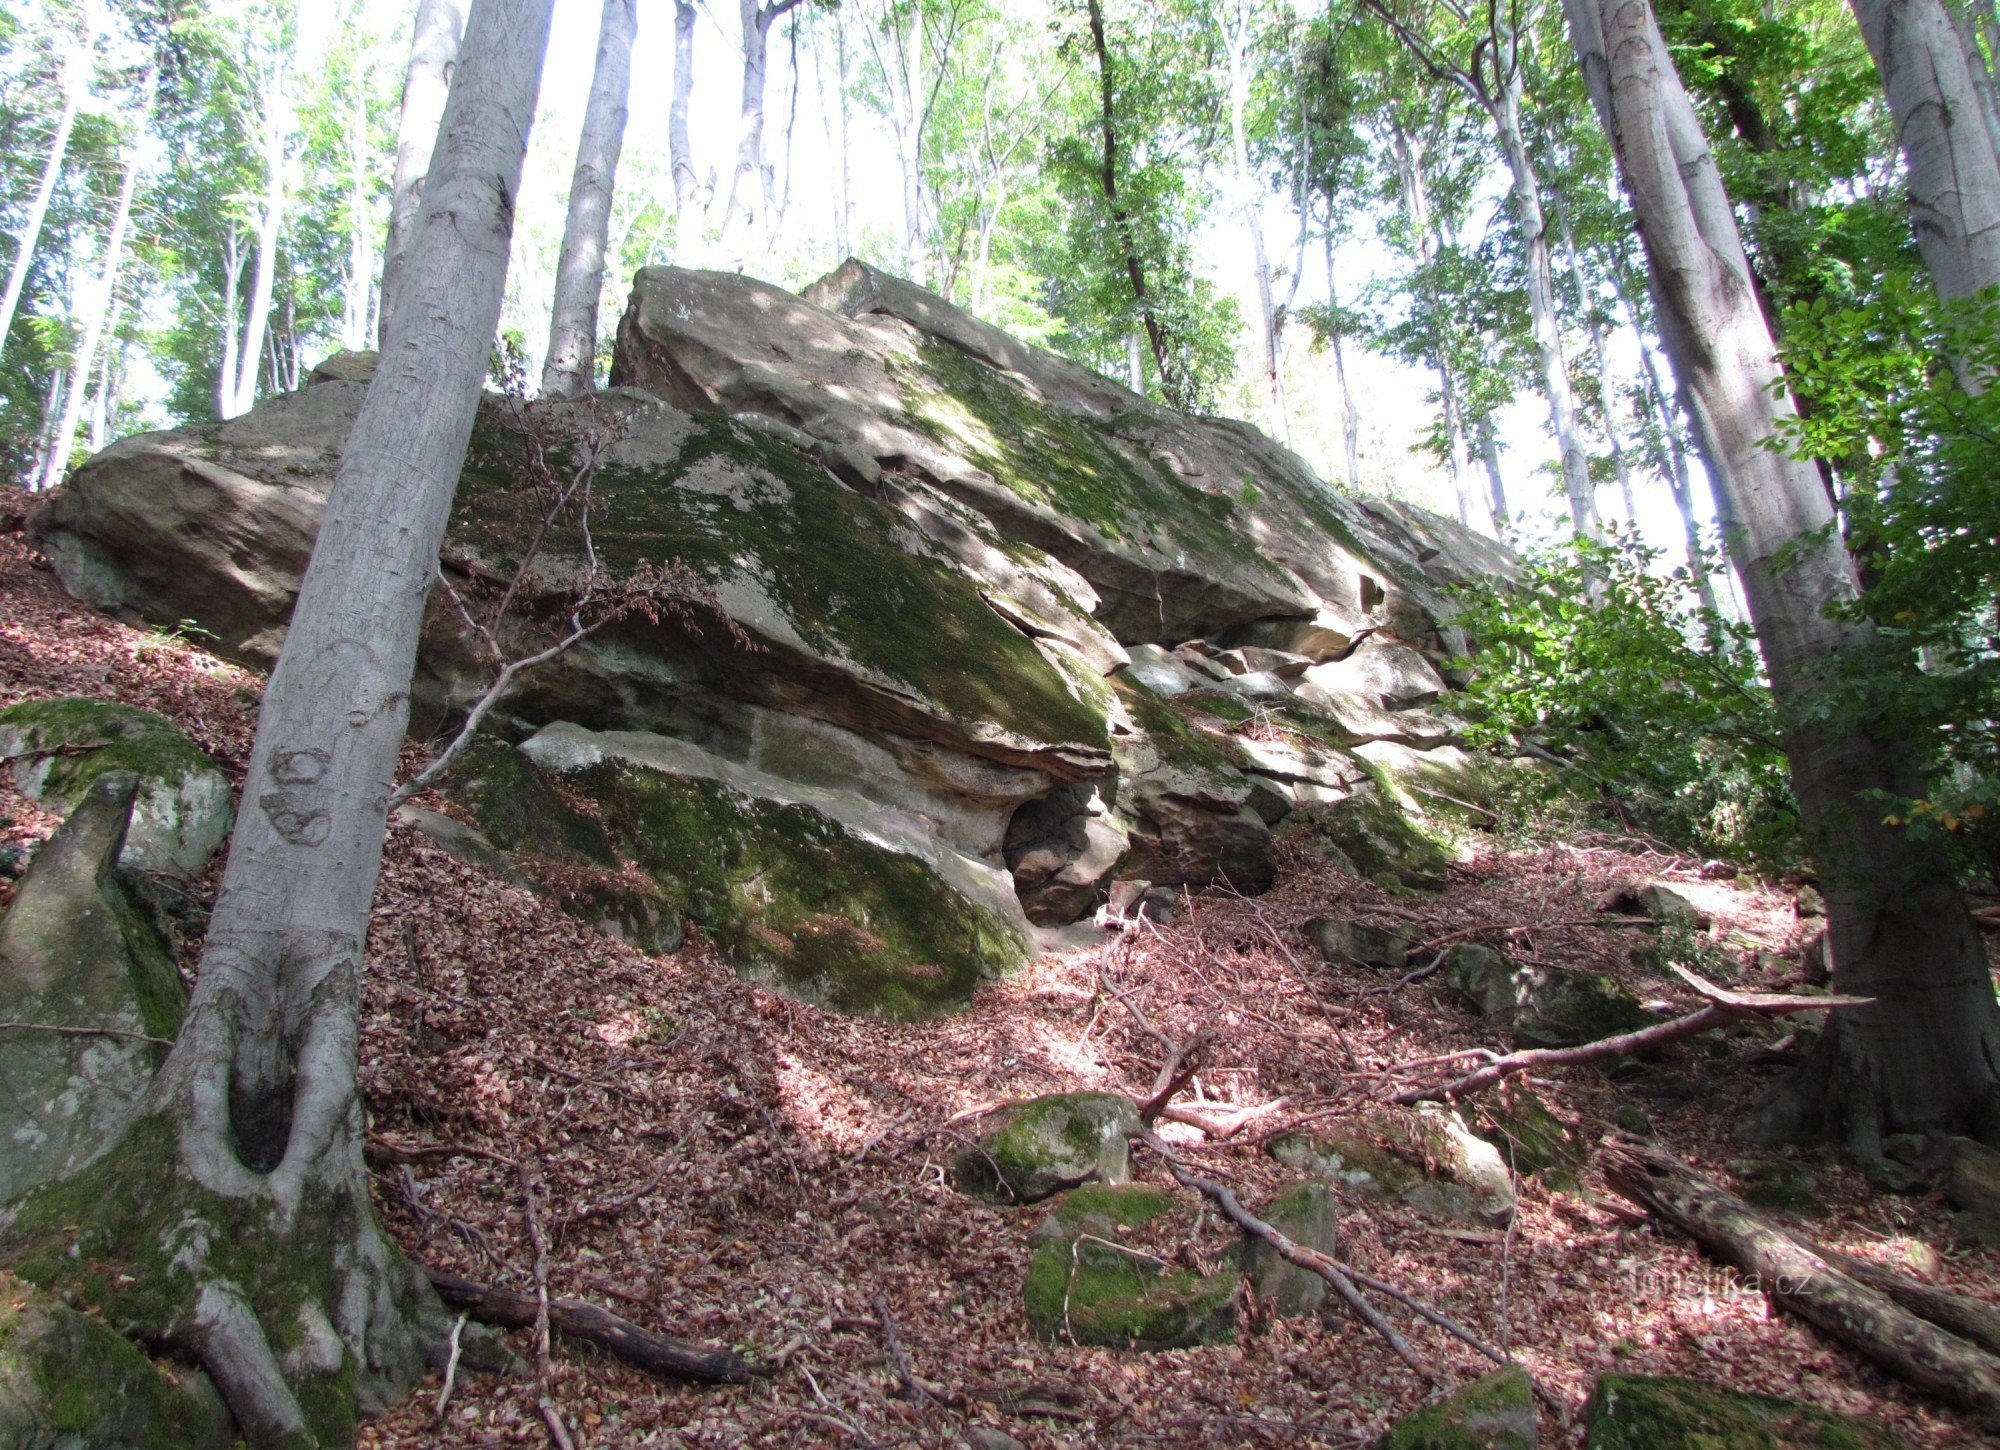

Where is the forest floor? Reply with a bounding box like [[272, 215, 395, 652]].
[[3, 511, 1998, 1448]]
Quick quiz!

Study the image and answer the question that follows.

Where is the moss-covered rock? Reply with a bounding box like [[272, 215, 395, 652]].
[[500, 725, 1033, 1019], [1269, 1105, 1515, 1227], [1583, 1374, 1906, 1448], [1239, 1180, 1339, 1316], [1376, 1366, 1537, 1449], [955, 1094, 1141, 1204], [0, 698, 231, 876], [1473, 1089, 1587, 1186], [1292, 785, 1452, 891], [1445, 943, 1652, 1049], [0, 1270, 234, 1450], [0, 775, 184, 1205], [1022, 1185, 1238, 1348]]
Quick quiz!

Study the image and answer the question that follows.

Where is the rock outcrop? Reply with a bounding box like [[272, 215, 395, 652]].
[[35, 260, 1510, 1016]]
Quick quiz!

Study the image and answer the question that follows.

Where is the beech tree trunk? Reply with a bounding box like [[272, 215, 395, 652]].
[[1852, 0, 2000, 302], [380, 0, 466, 348], [0, 47, 84, 359], [224, 70, 293, 420], [1490, 62, 1601, 543], [542, 0, 636, 397], [343, 86, 377, 353], [1325, 253, 1362, 492], [669, 0, 702, 260], [1566, 0, 2000, 1149], [719, 0, 805, 269], [38, 79, 150, 492], [1221, 0, 1288, 445], [2, 3, 556, 1441], [1086, 0, 1178, 407]]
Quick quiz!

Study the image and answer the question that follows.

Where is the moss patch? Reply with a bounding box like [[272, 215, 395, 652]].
[[955, 1094, 1139, 1203], [0, 699, 217, 805], [544, 758, 1027, 1019], [1584, 1374, 1906, 1448], [1474, 1090, 1586, 1187], [1377, 1366, 1536, 1449], [1022, 1185, 1237, 1349], [454, 407, 1108, 753], [1290, 784, 1452, 890]]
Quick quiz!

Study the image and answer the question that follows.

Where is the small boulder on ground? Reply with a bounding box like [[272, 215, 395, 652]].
[[1270, 1104, 1515, 1227], [1596, 879, 1708, 928], [1942, 1137, 2000, 1244], [1444, 943, 1652, 1048], [1239, 1180, 1339, 1316], [1022, 1184, 1238, 1348], [952, 1093, 1139, 1204], [0, 697, 232, 877], [1583, 1374, 1905, 1448], [1376, 1366, 1536, 1449], [1307, 915, 1413, 970]]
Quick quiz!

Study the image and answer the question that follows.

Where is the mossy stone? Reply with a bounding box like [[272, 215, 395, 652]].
[[0, 1270, 233, 1449], [1445, 944, 1652, 1049], [1475, 1090, 1586, 1187], [954, 1094, 1139, 1203], [551, 757, 1029, 1019], [1376, 1366, 1536, 1449], [1269, 1108, 1514, 1227], [1583, 1374, 1906, 1448], [1240, 1180, 1338, 1316], [455, 405, 1111, 756], [0, 698, 232, 876], [1021, 1185, 1238, 1349], [1294, 786, 1451, 891]]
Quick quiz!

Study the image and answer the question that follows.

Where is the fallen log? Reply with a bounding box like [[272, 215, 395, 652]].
[[424, 1267, 771, 1384], [1814, 1247, 2000, 1360], [1603, 1138, 2000, 1426]]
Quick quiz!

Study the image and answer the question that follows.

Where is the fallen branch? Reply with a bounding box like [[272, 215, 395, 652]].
[[871, 1289, 946, 1408], [1603, 1138, 2000, 1426], [1814, 1247, 2000, 1359], [425, 1269, 771, 1384], [1395, 969, 1871, 1105], [1138, 1030, 1211, 1126], [1131, 1129, 1439, 1386]]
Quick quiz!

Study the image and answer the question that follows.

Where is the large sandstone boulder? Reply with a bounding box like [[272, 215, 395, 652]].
[[34, 261, 1510, 997]]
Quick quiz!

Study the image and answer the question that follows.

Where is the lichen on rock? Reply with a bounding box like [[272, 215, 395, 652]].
[[953, 1093, 1140, 1203], [1020, 1184, 1237, 1349]]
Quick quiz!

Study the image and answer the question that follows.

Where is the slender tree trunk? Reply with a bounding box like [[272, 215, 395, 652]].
[[1127, 331, 1144, 393], [1610, 248, 1719, 609], [834, 4, 854, 256], [1949, 0, 2000, 148], [720, 0, 804, 269], [1850, 0, 2000, 303], [343, 87, 376, 353], [1473, 412, 1510, 537], [5, 3, 558, 1442], [87, 300, 123, 453], [1085, 0, 1178, 406], [1434, 362, 1475, 529], [0, 49, 85, 359], [1323, 234, 1362, 491], [1553, 187, 1639, 522], [1490, 63, 1601, 542], [1222, 0, 1287, 444], [542, 0, 637, 397], [669, 0, 704, 263], [1568, 0, 2000, 1148], [381, 0, 466, 348], [226, 75, 293, 420], [39, 81, 150, 492]]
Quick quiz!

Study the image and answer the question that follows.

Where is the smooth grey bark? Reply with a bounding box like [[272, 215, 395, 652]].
[[38, 77, 150, 492], [1619, 267, 1721, 614], [1949, 0, 2000, 147], [1473, 411, 1510, 538], [380, 0, 466, 348], [1323, 247, 1363, 492], [1365, 1, 1601, 542], [541, 0, 636, 397], [1850, 0, 2000, 302], [1221, 0, 1288, 445], [0, 43, 85, 360], [1436, 366, 1475, 529], [1491, 61, 1601, 542], [669, 0, 703, 259], [1567, 0, 2000, 1147], [12, 3, 557, 1440], [223, 57, 294, 420], [342, 85, 377, 353], [719, 0, 807, 268]]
